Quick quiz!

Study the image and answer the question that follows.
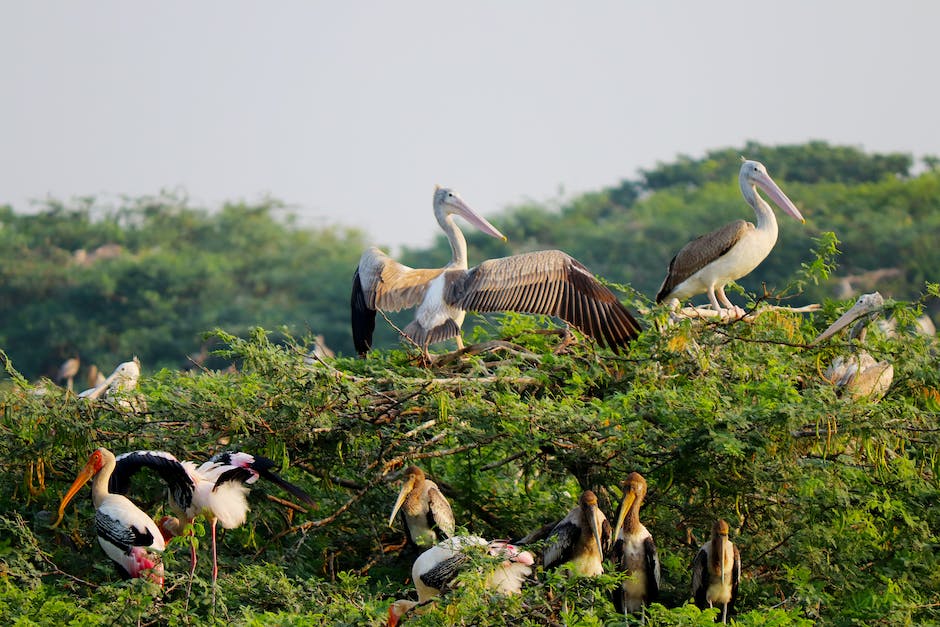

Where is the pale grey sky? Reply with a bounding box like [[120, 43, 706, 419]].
[[2, 1, 938, 250]]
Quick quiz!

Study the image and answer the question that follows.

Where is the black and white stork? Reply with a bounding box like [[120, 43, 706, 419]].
[[388, 465, 455, 548], [52, 447, 165, 585]]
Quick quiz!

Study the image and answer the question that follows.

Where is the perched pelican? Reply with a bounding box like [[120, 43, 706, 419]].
[[388, 465, 455, 548], [609, 472, 660, 614], [656, 160, 805, 319], [388, 535, 533, 627], [692, 519, 741, 624], [78, 357, 142, 409], [541, 490, 610, 577], [352, 186, 642, 358], [813, 292, 894, 401], [109, 449, 315, 586], [56, 356, 80, 391], [52, 447, 165, 585]]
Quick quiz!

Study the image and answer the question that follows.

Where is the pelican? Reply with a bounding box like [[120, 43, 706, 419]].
[[656, 160, 805, 319], [388, 536, 533, 627], [692, 519, 741, 624], [388, 465, 455, 548], [609, 472, 660, 614], [352, 186, 642, 358], [52, 447, 165, 585], [813, 292, 893, 401], [541, 490, 610, 577], [109, 449, 315, 586], [78, 357, 142, 408]]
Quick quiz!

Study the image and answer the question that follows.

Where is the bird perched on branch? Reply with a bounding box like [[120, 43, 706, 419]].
[[52, 447, 165, 585], [609, 472, 660, 614], [692, 519, 741, 624], [388, 465, 455, 548], [540, 490, 611, 577]]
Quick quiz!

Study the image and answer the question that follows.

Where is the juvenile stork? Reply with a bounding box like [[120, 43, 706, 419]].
[[352, 186, 642, 359], [109, 449, 315, 586], [388, 535, 533, 627], [56, 356, 80, 391], [812, 292, 894, 401], [692, 519, 741, 624], [541, 490, 610, 577], [52, 447, 165, 585], [388, 466, 455, 548], [656, 160, 805, 319], [609, 472, 660, 614]]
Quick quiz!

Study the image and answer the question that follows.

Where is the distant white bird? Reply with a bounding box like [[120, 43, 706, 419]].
[[657, 160, 805, 319], [52, 447, 165, 585], [56, 356, 80, 391], [78, 357, 143, 409], [387, 535, 533, 627], [692, 519, 741, 624], [352, 186, 642, 359]]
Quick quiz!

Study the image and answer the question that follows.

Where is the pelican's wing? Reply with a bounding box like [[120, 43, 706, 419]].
[[352, 248, 444, 354], [447, 249, 641, 350], [427, 485, 455, 540], [846, 358, 893, 401], [691, 546, 709, 609], [542, 520, 579, 570], [111, 450, 196, 513], [656, 220, 752, 302]]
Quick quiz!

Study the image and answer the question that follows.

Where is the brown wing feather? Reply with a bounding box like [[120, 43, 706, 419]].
[[656, 220, 753, 302], [357, 247, 445, 312], [446, 249, 641, 350]]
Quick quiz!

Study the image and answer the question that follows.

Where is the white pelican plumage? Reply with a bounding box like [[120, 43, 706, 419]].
[[656, 160, 805, 319], [352, 186, 642, 358], [541, 490, 610, 577], [813, 292, 894, 401], [609, 472, 660, 614], [388, 465, 455, 548], [53, 447, 165, 585], [692, 519, 741, 624], [387, 535, 533, 627]]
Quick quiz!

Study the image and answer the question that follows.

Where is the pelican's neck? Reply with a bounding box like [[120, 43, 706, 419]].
[[91, 455, 115, 508], [439, 213, 469, 269], [741, 178, 778, 234]]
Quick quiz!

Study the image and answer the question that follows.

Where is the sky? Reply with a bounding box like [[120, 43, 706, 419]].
[[2, 1, 939, 251]]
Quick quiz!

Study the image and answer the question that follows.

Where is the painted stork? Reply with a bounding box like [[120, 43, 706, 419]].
[[812, 292, 894, 401], [692, 519, 741, 624], [541, 490, 611, 577], [387, 535, 534, 627], [352, 186, 642, 359], [656, 160, 805, 319], [109, 449, 315, 585], [609, 472, 660, 614], [56, 356, 80, 391], [52, 447, 165, 585], [388, 465, 455, 548]]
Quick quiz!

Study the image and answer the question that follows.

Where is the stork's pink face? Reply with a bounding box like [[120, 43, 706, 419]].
[[488, 540, 535, 565]]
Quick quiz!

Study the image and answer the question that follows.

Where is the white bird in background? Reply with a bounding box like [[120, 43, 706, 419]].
[[52, 447, 165, 585], [56, 356, 80, 391], [352, 186, 642, 359], [387, 535, 534, 627], [78, 357, 142, 409], [657, 160, 805, 319], [692, 519, 741, 624]]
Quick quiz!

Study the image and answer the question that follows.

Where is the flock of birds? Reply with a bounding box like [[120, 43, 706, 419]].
[[46, 158, 929, 622], [385, 467, 739, 625]]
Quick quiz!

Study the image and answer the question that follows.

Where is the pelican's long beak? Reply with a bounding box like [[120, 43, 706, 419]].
[[51, 458, 98, 528], [449, 194, 508, 242], [812, 292, 885, 345], [388, 475, 416, 527], [755, 170, 805, 223], [610, 490, 637, 548]]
